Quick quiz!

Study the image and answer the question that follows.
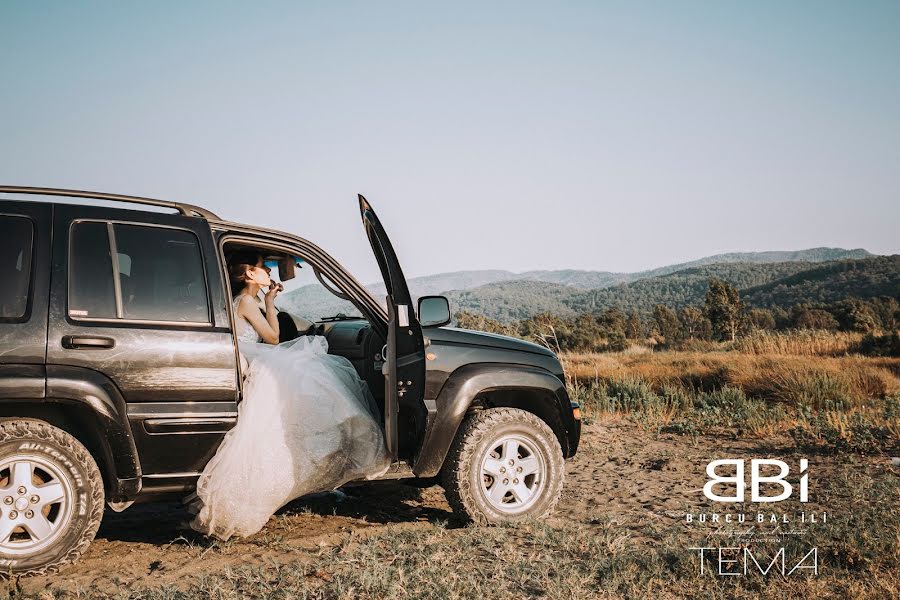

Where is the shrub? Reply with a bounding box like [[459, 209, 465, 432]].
[[789, 399, 899, 455], [763, 367, 855, 410], [604, 329, 629, 352], [690, 387, 787, 436], [603, 375, 657, 411], [853, 331, 900, 357]]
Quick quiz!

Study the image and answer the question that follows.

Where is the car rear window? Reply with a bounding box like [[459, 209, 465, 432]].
[[0, 215, 34, 321], [68, 221, 210, 324]]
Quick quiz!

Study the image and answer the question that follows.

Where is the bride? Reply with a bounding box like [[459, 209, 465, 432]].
[[188, 258, 391, 540]]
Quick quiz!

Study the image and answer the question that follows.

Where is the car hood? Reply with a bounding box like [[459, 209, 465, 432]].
[[425, 326, 557, 357]]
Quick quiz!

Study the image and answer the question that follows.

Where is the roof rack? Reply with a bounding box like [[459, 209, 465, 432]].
[[0, 185, 221, 220]]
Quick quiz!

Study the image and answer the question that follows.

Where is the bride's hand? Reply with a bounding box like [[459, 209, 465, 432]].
[[265, 281, 283, 302]]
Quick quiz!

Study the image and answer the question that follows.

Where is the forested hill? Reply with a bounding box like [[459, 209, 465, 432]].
[[444, 255, 899, 322], [630, 247, 871, 280], [741, 255, 900, 307], [445, 281, 579, 322], [571, 262, 822, 313], [278, 247, 884, 322], [365, 268, 627, 298]]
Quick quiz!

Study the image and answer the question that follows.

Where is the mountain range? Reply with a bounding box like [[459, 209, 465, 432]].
[[278, 247, 898, 323], [366, 247, 873, 295]]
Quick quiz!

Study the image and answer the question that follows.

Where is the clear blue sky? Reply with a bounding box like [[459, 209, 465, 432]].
[[2, 1, 898, 283]]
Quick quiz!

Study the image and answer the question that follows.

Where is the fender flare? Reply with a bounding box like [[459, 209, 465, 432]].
[[44, 365, 142, 499], [412, 363, 575, 477]]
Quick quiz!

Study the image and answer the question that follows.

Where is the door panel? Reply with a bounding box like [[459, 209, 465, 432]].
[[0, 202, 51, 398], [358, 195, 426, 460], [47, 204, 238, 475]]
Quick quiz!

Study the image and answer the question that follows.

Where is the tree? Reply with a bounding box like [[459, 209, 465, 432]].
[[771, 306, 792, 330], [605, 328, 629, 352], [598, 308, 627, 337], [625, 311, 643, 340], [651, 304, 682, 347], [519, 312, 570, 352], [704, 278, 744, 341], [455, 311, 518, 337], [833, 299, 879, 333], [567, 313, 606, 352], [792, 307, 839, 330], [679, 306, 711, 340], [870, 296, 899, 331], [746, 308, 776, 331]]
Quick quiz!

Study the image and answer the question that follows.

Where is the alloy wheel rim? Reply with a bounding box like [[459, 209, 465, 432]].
[[0, 454, 74, 555], [479, 434, 546, 514]]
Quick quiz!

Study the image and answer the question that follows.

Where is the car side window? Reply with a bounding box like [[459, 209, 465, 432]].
[[69, 221, 117, 319], [113, 224, 209, 322], [68, 221, 210, 324], [0, 215, 34, 321]]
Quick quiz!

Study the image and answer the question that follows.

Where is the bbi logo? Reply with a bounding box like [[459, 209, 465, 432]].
[[703, 459, 808, 503]]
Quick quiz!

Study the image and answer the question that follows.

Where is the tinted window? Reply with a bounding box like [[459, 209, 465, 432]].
[[113, 224, 209, 322], [69, 221, 117, 319], [0, 216, 34, 320]]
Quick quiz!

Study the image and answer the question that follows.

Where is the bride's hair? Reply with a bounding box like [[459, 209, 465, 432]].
[[226, 249, 264, 295], [229, 263, 255, 294]]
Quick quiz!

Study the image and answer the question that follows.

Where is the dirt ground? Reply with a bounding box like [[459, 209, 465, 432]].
[[20, 419, 894, 596]]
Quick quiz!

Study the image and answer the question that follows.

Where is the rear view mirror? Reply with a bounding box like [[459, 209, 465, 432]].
[[277, 257, 298, 281], [418, 295, 451, 327]]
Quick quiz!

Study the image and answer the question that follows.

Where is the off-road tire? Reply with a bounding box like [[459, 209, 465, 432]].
[[0, 420, 104, 577], [441, 407, 564, 524]]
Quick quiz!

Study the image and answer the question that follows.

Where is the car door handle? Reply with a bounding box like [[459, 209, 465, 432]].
[[62, 335, 116, 349]]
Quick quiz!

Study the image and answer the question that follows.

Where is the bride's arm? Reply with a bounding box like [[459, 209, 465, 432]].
[[263, 286, 281, 339], [237, 295, 280, 344]]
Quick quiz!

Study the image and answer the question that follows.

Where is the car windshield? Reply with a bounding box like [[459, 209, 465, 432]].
[[271, 258, 365, 321]]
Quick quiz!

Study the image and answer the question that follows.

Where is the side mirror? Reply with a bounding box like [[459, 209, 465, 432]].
[[418, 295, 451, 328]]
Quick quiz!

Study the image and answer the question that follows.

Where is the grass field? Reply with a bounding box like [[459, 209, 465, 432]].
[[9, 419, 896, 599], [6, 332, 899, 599], [562, 336, 900, 455]]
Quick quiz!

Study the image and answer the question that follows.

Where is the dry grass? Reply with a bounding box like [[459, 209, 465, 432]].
[[735, 329, 864, 356], [562, 352, 900, 409], [562, 349, 900, 453]]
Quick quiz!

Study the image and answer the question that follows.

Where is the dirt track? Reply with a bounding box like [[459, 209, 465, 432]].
[[21, 419, 878, 595]]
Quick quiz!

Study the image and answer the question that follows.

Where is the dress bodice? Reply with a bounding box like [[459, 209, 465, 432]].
[[233, 295, 262, 343]]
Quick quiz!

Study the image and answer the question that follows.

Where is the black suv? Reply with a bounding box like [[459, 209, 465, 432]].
[[0, 186, 580, 576]]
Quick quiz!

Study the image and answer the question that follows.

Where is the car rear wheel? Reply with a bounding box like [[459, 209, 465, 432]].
[[0, 420, 104, 577], [441, 407, 564, 524]]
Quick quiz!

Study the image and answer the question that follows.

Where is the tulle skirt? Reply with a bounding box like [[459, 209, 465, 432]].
[[189, 336, 390, 540]]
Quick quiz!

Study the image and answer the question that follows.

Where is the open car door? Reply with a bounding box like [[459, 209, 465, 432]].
[[358, 195, 426, 462]]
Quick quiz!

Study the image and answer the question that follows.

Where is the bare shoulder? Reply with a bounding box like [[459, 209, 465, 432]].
[[235, 294, 256, 315]]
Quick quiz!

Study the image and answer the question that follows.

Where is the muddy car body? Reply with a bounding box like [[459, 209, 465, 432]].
[[0, 186, 580, 575]]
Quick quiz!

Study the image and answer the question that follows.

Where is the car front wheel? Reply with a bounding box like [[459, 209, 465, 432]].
[[441, 407, 564, 524], [0, 420, 104, 577]]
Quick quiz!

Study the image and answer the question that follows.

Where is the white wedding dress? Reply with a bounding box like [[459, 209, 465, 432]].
[[189, 295, 391, 540]]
